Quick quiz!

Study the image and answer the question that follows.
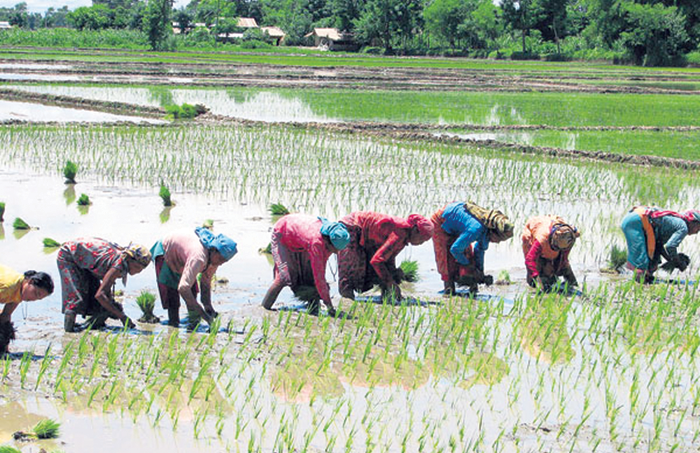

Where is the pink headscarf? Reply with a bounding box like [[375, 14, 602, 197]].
[[406, 214, 434, 243], [649, 209, 700, 224]]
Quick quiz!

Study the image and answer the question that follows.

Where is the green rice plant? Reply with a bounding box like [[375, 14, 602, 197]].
[[269, 203, 290, 216], [0, 446, 21, 453], [136, 290, 159, 323], [77, 194, 91, 206], [399, 260, 419, 283], [496, 270, 512, 284], [33, 418, 60, 439], [0, 202, 4, 222], [63, 159, 77, 184], [203, 219, 214, 230], [159, 183, 173, 207], [12, 217, 30, 230], [259, 242, 272, 254], [606, 244, 627, 273], [43, 237, 61, 248], [164, 103, 206, 120]]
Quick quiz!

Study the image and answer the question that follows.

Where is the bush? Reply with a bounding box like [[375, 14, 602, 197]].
[[688, 51, 700, 66], [164, 103, 207, 119], [544, 53, 571, 62], [361, 46, 384, 55], [240, 39, 271, 49], [510, 51, 540, 60]]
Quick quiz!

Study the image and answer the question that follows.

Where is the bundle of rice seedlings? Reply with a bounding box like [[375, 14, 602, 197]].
[[13, 217, 30, 230], [136, 290, 159, 323], [269, 203, 290, 216], [0, 201, 5, 222], [203, 219, 214, 230], [33, 418, 60, 439], [399, 260, 419, 282], [159, 183, 173, 207], [606, 244, 627, 273], [495, 269, 512, 285], [77, 194, 91, 206], [0, 321, 16, 354], [293, 285, 320, 303], [63, 160, 77, 184], [43, 237, 61, 248]]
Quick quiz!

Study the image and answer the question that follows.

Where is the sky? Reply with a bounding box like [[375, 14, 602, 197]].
[[0, 0, 189, 13]]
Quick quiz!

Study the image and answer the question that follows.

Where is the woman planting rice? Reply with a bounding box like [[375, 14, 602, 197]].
[[337, 211, 433, 301], [0, 264, 54, 353], [59, 238, 151, 332], [522, 215, 580, 291], [262, 214, 350, 316], [432, 201, 514, 295], [151, 228, 237, 327], [621, 207, 700, 283]]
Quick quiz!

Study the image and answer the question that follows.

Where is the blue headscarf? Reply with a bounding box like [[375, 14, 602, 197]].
[[195, 227, 238, 261], [318, 217, 350, 250]]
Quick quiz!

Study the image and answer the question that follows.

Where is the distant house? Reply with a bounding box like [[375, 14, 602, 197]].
[[261, 26, 286, 46], [305, 28, 356, 51], [0, 21, 13, 30], [236, 17, 258, 29]]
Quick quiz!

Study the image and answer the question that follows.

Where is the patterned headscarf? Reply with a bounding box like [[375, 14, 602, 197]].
[[407, 214, 434, 243], [318, 217, 350, 250], [550, 224, 579, 251], [464, 201, 514, 241], [123, 244, 152, 267]]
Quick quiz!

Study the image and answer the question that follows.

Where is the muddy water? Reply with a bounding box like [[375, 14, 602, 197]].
[[0, 100, 164, 123]]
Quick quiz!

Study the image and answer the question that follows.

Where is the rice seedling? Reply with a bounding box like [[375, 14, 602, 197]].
[[63, 159, 77, 184], [604, 244, 628, 273], [136, 290, 159, 323], [0, 201, 4, 222], [33, 418, 60, 439], [399, 260, 419, 283], [0, 447, 21, 453], [76, 193, 91, 206], [159, 183, 173, 207], [269, 203, 290, 216], [203, 219, 214, 230], [42, 237, 61, 248], [12, 217, 30, 230]]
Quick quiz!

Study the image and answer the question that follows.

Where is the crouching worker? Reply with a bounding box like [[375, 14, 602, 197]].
[[432, 201, 514, 295], [59, 238, 151, 332], [621, 207, 700, 283], [262, 214, 350, 316], [151, 228, 237, 327], [522, 216, 580, 291], [0, 264, 53, 353], [338, 212, 433, 301]]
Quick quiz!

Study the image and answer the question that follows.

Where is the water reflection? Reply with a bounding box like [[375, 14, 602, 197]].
[[516, 295, 575, 365], [63, 184, 76, 206]]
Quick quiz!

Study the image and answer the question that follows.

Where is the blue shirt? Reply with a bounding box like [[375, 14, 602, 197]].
[[653, 215, 688, 257], [440, 202, 489, 270]]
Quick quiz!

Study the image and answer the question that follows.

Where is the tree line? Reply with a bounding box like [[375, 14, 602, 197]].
[[1, 0, 699, 66]]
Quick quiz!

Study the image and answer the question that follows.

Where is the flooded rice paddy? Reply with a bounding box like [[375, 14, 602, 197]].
[[1, 58, 700, 452], [0, 121, 699, 452]]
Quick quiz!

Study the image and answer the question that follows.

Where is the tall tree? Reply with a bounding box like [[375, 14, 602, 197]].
[[501, 0, 545, 53], [142, 0, 172, 50], [539, 0, 567, 53], [354, 0, 411, 52]]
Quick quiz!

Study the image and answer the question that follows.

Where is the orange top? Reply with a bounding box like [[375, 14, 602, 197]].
[[521, 215, 566, 261]]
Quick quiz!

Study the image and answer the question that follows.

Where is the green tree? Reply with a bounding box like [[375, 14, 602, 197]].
[[67, 5, 111, 30], [619, 2, 688, 66], [539, 0, 567, 53], [142, 0, 172, 50], [423, 0, 468, 49], [501, 0, 545, 53], [354, 0, 412, 52]]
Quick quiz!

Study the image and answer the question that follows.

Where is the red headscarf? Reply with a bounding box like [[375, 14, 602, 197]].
[[406, 214, 434, 243]]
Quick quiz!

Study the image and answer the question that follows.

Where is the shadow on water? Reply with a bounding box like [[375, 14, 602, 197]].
[[63, 183, 76, 205]]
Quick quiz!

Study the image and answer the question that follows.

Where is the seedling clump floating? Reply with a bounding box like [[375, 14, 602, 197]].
[[63, 159, 77, 184], [12, 217, 30, 230], [159, 183, 173, 207], [136, 290, 159, 323]]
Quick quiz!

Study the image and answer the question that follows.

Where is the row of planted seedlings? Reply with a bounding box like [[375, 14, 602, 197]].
[[2, 279, 700, 451], [1, 124, 699, 268]]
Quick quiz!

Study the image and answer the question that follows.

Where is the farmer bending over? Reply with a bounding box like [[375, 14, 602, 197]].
[[621, 207, 700, 283], [432, 201, 514, 295], [151, 228, 237, 327], [0, 264, 54, 353], [59, 238, 151, 332], [522, 215, 579, 291], [262, 214, 350, 316], [337, 211, 433, 301]]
